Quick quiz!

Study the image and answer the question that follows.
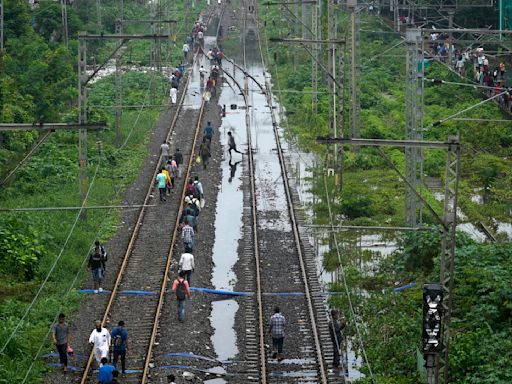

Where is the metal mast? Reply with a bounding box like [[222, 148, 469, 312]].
[[438, 135, 461, 384], [311, 0, 319, 112], [404, 28, 424, 227], [78, 32, 88, 217], [115, 18, 123, 147], [61, 0, 68, 48], [347, 0, 360, 139]]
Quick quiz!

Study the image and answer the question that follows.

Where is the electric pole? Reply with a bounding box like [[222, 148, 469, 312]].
[[96, 0, 102, 28], [78, 33, 88, 218], [115, 19, 123, 147], [311, 0, 319, 112], [347, 0, 360, 139], [61, 0, 69, 48], [404, 28, 424, 228]]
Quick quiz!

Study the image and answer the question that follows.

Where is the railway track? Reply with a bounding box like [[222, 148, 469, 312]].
[[77, 9, 222, 383], [219, 1, 339, 382]]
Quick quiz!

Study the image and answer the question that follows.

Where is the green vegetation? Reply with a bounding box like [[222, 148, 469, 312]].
[[258, 2, 512, 383], [0, 0, 200, 381]]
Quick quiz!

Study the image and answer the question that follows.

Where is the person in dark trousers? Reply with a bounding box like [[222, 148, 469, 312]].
[[156, 168, 168, 202], [269, 306, 286, 361], [179, 247, 195, 285], [52, 313, 70, 373], [111, 320, 129, 375], [328, 309, 346, 368], [88, 241, 107, 293], [227, 131, 243, 157], [199, 137, 211, 169], [174, 148, 183, 177], [172, 271, 191, 322], [203, 121, 214, 143], [98, 357, 115, 384]]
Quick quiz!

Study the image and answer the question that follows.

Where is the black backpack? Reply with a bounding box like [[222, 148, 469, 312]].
[[176, 279, 186, 300]]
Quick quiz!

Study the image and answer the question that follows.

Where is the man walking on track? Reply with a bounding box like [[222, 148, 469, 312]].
[[88, 320, 111, 367], [160, 141, 170, 164], [328, 309, 346, 368], [269, 306, 286, 362], [179, 247, 195, 285], [227, 131, 243, 158], [156, 168, 168, 202], [174, 148, 183, 177], [181, 219, 195, 250], [111, 320, 129, 375], [88, 241, 107, 293], [52, 313, 70, 373], [172, 271, 191, 322]]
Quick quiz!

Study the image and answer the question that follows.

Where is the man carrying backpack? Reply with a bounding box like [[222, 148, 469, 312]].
[[111, 320, 128, 375], [88, 241, 107, 293], [172, 271, 191, 322]]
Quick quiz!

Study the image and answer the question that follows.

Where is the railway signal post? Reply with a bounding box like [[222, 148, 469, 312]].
[[316, 136, 461, 384]]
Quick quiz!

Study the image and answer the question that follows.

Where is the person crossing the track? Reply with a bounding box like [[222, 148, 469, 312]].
[[88, 320, 111, 367], [269, 306, 286, 362], [172, 271, 191, 322], [227, 131, 243, 158]]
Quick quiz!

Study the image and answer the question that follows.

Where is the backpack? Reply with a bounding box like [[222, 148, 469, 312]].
[[186, 184, 197, 197], [113, 330, 124, 348], [176, 279, 186, 300]]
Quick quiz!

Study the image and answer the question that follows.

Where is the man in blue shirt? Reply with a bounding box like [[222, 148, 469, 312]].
[[111, 320, 128, 375], [98, 357, 115, 384], [203, 121, 214, 144]]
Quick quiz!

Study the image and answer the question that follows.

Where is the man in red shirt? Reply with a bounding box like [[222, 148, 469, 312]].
[[172, 271, 191, 322]]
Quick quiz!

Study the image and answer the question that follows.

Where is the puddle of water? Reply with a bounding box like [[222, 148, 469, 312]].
[[210, 300, 239, 362], [208, 59, 248, 372], [346, 341, 364, 380], [496, 222, 512, 240]]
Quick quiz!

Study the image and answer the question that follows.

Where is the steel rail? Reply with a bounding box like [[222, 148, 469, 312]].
[[141, 95, 206, 384], [141, 6, 223, 382], [250, 1, 329, 382], [241, 5, 269, 381], [78, 24, 205, 382]]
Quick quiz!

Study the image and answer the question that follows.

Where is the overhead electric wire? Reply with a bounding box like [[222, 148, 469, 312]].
[[0, 160, 102, 357], [322, 170, 375, 381]]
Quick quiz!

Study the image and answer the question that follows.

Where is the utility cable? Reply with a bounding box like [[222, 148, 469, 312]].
[[322, 170, 375, 381], [0, 160, 102, 356]]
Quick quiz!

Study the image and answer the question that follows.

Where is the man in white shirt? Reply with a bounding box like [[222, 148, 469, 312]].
[[182, 43, 190, 59], [88, 320, 111, 366], [179, 247, 195, 286]]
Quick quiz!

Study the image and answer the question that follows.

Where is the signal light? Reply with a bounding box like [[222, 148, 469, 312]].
[[423, 283, 443, 354]]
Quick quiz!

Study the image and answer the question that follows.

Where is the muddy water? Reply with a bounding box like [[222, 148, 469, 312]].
[[208, 56, 247, 375]]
